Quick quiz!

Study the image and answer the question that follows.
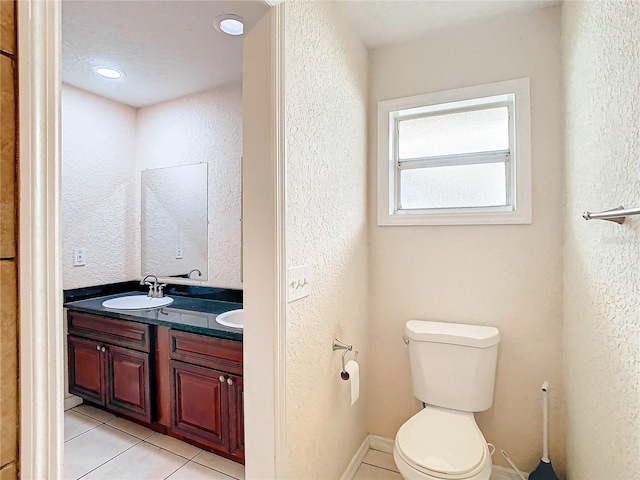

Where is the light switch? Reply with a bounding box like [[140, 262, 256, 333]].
[[175, 246, 184, 259], [73, 249, 86, 266], [287, 265, 312, 302]]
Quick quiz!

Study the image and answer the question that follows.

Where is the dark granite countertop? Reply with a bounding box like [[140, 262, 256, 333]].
[[63, 281, 243, 304], [64, 292, 243, 341]]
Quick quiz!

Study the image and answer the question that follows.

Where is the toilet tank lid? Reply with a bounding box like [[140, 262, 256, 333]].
[[405, 320, 500, 348]]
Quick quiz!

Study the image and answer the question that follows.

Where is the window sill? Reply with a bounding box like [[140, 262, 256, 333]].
[[377, 208, 532, 226]]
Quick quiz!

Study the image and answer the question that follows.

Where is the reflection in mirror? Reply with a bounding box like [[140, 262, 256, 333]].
[[141, 164, 208, 280]]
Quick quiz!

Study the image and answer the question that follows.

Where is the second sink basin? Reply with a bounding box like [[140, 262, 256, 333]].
[[216, 309, 243, 329], [102, 295, 174, 310]]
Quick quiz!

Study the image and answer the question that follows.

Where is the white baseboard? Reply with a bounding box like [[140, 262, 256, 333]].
[[339, 436, 370, 480], [368, 435, 394, 454], [64, 395, 83, 411]]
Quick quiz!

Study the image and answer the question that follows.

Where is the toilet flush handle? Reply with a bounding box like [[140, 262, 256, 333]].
[[402, 336, 410, 345]]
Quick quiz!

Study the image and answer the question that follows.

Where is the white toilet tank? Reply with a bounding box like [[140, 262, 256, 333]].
[[405, 320, 500, 412]]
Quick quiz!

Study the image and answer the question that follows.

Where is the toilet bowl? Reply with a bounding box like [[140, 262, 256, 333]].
[[393, 406, 492, 480]]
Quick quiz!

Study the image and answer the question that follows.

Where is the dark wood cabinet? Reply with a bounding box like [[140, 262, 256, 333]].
[[106, 345, 153, 423], [228, 373, 244, 460], [168, 363, 244, 461], [170, 361, 229, 451], [68, 311, 151, 351], [67, 311, 243, 463], [168, 330, 244, 463], [68, 335, 105, 406], [67, 313, 153, 423]]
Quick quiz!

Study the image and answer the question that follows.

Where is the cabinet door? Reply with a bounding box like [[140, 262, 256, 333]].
[[228, 374, 244, 462], [170, 360, 229, 453], [105, 345, 153, 423], [68, 336, 105, 406]]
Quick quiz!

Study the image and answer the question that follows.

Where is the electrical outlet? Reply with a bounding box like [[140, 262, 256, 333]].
[[175, 246, 184, 259], [287, 265, 312, 303], [73, 249, 86, 266]]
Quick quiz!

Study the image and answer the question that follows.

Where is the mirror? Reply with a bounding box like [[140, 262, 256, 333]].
[[142, 164, 208, 280]]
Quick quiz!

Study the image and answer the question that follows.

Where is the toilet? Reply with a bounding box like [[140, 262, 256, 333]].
[[393, 320, 500, 480]]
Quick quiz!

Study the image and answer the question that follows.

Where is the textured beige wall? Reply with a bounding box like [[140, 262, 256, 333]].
[[562, 2, 640, 478], [61, 85, 138, 289], [367, 7, 565, 474], [284, 1, 369, 478], [0, 1, 18, 478]]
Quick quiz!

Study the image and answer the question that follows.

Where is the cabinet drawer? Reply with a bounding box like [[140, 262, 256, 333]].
[[68, 311, 151, 353], [169, 330, 242, 375]]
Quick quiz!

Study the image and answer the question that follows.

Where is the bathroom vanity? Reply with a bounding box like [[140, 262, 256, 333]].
[[64, 288, 244, 464]]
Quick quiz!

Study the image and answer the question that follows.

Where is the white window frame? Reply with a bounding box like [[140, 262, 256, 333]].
[[377, 78, 531, 226]]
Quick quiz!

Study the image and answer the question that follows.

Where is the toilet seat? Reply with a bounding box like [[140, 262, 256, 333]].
[[395, 407, 488, 479]]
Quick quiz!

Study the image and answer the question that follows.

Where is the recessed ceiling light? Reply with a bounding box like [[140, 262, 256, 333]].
[[216, 14, 244, 36], [93, 66, 123, 79]]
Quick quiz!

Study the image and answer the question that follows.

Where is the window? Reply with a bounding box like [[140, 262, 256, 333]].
[[377, 78, 531, 226]]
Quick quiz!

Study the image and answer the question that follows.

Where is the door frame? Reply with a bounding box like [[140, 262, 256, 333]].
[[17, 1, 287, 478], [18, 1, 64, 478]]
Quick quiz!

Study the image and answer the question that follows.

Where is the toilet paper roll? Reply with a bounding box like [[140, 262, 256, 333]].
[[345, 360, 360, 406]]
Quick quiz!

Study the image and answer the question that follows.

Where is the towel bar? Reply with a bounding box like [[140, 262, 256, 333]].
[[582, 206, 640, 224]]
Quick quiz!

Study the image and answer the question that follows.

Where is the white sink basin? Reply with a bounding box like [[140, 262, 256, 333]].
[[102, 295, 174, 310], [216, 309, 243, 329]]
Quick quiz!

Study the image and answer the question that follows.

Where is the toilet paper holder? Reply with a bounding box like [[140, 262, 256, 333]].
[[333, 338, 359, 380]]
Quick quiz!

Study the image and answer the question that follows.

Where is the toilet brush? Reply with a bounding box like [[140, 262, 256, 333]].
[[529, 381, 560, 480]]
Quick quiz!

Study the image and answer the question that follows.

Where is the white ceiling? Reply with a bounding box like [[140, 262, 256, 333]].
[[62, 0, 269, 108], [336, 0, 560, 49], [63, 0, 559, 108]]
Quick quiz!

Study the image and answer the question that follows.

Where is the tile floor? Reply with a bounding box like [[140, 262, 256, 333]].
[[353, 449, 402, 479], [66, 407, 515, 479], [66, 405, 401, 480], [64, 405, 245, 480]]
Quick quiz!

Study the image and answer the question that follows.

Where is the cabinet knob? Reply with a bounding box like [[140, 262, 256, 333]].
[[96, 345, 100, 351], [227, 377, 233, 386], [101, 347, 106, 352], [219, 375, 225, 383]]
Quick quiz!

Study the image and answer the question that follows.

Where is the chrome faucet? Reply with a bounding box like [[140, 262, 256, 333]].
[[140, 274, 166, 298], [188, 269, 202, 279]]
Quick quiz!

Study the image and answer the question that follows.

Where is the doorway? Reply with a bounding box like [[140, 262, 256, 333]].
[[17, 1, 286, 478]]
